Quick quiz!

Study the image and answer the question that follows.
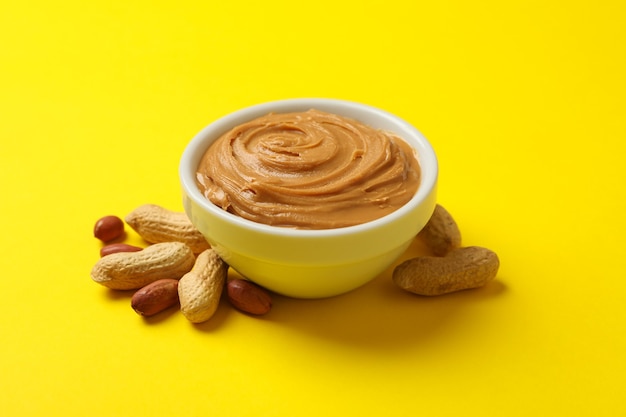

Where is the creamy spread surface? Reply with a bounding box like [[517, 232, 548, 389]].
[[196, 109, 421, 229]]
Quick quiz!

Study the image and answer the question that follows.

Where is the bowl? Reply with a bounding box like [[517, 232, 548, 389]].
[[179, 98, 438, 298]]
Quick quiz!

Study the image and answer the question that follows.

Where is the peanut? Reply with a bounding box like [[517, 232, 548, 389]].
[[226, 279, 272, 316], [93, 215, 125, 242], [178, 249, 228, 323], [91, 241, 195, 290], [393, 246, 499, 296], [131, 279, 180, 317], [100, 243, 143, 257], [125, 204, 210, 253], [417, 204, 462, 256]]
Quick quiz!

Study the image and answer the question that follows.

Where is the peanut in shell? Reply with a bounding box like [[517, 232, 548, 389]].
[[417, 204, 462, 256], [393, 246, 499, 296], [90, 241, 195, 290], [178, 249, 228, 323]]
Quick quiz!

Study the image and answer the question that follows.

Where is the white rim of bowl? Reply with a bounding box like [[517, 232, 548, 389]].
[[179, 98, 438, 239]]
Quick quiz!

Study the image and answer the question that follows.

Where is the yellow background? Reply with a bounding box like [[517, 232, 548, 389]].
[[1, 1, 624, 416]]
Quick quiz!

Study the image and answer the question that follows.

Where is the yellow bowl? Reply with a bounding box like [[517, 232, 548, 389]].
[[179, 98, 438, 298]]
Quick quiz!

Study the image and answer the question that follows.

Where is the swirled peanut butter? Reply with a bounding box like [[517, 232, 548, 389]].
[[196, 109, 420, 229]]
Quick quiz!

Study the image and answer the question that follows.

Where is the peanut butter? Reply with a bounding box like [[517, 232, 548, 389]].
[[196, 109, 421, 229]]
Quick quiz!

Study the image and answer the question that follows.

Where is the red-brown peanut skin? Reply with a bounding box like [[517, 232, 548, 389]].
[[131, 279, 180, 317], [100, 243, 143, 257], [93, 215, 125, 242], [226, 279, 272, 315]]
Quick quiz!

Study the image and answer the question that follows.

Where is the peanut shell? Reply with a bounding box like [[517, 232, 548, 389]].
[[178, 249, 228, 323], [417, 204, 462, 256], [393, 246, 499, 296], [125, 204, 210, 253], [91, 241, 195, 290]]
